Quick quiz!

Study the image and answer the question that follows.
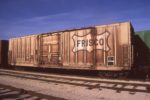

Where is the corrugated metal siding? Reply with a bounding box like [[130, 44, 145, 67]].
[[9, 35, 38, 66]]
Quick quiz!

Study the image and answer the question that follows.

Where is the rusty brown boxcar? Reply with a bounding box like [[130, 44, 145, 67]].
[[9, 22, 134, 72], [0, 40, 8, 67]]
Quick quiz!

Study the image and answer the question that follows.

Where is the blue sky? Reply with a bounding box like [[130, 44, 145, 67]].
[[0, 0, 150, 39]]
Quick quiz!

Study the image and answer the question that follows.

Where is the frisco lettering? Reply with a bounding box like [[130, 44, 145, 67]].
[[73, 31, 110, 52], [77, 39, 104, 47]]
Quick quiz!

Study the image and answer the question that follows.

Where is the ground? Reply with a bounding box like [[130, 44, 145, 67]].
[[0, 71, 150, 100]]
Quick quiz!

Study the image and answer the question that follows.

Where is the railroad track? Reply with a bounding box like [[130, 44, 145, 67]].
[[0, 69, 150, 93], [0, 84, 65, 100]]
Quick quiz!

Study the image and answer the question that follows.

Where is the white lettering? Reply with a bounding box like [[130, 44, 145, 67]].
[[73, 31, 110, 52]]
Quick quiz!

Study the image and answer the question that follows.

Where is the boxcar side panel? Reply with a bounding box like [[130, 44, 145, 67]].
[[9, 35, 38, 66], [95, 22, 132, 70], [62, 22, 133, 71], [62, 28, 94, 68]]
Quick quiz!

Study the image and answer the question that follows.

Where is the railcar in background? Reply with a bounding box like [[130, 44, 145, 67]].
[[133, 30, 150, 75], [0, 40, 8, 67]]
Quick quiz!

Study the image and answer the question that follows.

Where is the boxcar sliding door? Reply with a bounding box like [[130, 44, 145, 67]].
[[39, 33, 60, 67]]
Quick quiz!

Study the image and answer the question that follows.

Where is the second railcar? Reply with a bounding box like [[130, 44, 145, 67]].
[[134, 30, 150, 70], [0, 40, 8, 67], [9, 22, 134, 72]]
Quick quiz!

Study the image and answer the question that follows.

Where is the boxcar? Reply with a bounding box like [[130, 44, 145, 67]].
[[0, 40, 8, 67], [9, 22, 134, 71]]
